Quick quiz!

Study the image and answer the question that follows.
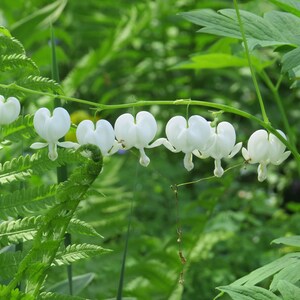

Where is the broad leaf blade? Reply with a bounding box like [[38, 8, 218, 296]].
[[277, 280, 300, 300], [272, 236, 300, 247], [232, 253, 300, 286], [217, 285, 280, 300]]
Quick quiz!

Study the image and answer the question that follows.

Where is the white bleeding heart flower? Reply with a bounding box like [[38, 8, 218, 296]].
[[114, 111, 158, 166], [76, 119, 116, 156], [0, 95, 21, 125], [162, 115, 211, 171], [198, 121, 242, 177], [30, 107, 75, 160], [242, 129, 290, 182]]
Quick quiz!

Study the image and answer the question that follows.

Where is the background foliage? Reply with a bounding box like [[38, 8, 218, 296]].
[[0, 0, 300, 299]]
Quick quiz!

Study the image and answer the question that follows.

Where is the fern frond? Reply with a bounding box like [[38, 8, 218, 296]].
[[0, 36, 25, 56], [0, 54, 39, 75], [19, 75, 63, 94], [39, 291, 86, 300], [0, 149, 85, 185], [0, 216, 41, 246], [68, 218, 103, 238], [0, 251, 23, 280], [0, 114, 35, 143], [0, 285, 34, 299], [0, 26, 12, 37], [0, 185, 57, 219], [53, 243, 110, 267]]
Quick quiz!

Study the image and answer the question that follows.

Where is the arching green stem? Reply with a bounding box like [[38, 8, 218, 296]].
[[233, 0, 269, 125]]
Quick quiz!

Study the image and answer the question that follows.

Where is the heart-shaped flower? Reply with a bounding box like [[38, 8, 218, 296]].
[[76, 119, 115, 156], [114, 111, 158, 166], [197, 122, 242, 177], [162, 115, 211, 171], [242, 129, 290, 182], [0, 95, 21, 125], [30, 107, 75, 160]]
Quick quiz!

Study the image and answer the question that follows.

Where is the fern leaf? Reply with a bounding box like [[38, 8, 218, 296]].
[[0, 36, 25, 56], [53, 243, 110, 267], [0, 216, 41, 246], [0, 285, 34, 299], [68, 218, 104, 238], [0, 26, 12, 37], [0, 53, 39, 75], [0, 185, 57, 219], [19, 75, 63, 94], [0, 251, 23, 280], [0, 114, 35, 143], [39, 291, 87, 300], [0, 149, 86, 185]]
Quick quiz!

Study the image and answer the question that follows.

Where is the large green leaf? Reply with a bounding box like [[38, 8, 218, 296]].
[[232, 253, 300, 286], [180, 9, 300, 49], [217, 285, 280, 300], [270, 261, 300, 291], [272, 236, 300, 247], [277, 280, 300, 300]]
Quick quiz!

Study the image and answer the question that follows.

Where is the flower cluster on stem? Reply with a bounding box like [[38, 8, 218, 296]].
[[0, 99, 287, 182]]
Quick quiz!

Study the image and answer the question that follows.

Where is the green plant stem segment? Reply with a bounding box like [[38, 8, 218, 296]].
[[51, 25, 73, 296], [0, 82, 298, 162], [233, 0, 270, 125]]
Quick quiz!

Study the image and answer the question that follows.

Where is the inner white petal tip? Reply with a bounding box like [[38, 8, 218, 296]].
[[139, 148, 150, 167], [214, 159, 224, 177]]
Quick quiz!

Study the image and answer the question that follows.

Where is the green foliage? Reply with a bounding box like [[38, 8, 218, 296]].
[[180, 8, 300, 84]]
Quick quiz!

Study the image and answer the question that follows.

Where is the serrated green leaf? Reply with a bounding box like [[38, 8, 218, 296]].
[[68, 218, 103, 238], [272, 236, 300, 247], [232, 253, 300, 286], [180, 9, 300, 49], [53, 243, 111, 266], [0, 216, 41, 246], [217, 285, 280, 300], [0, 185, 57, 219], [277, 280, 300, 300], [282, 48, 300, 73], [270, 261, 300, 292], [269, 0, 300, 17], [46, 273, 95, 296]]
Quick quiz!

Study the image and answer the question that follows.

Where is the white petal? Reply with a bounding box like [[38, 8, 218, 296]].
[[273, 151, 291, 165], [228, 142, 242, 158], [0, 96, 21, 125], [33, 108, 51, 140], [139, 148, 150, 167], [214, 159, 224, 177], [30, 142, 48, 149], [95, 119, 116, 155], [58, 141, 78, 149], [166, 116, 187, 152], [242, 147, 250, 161], [48, 143, 58, 161], [268, 130, 288, 164], [135, 111, 157, 147], [114, 113, 136, 148], [46, 107, 71, 142], [246, 130, 269, 163], [76, 120, 95, 145], [183, 152, 194, 171], [257, 162, 268, 182]]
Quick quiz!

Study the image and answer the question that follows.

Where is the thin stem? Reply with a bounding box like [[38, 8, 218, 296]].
[[51, 25, 73, 296], [233, 0, 269, 124]]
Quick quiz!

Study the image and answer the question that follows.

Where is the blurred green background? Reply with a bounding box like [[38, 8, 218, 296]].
[[1, 0, 300, 299]]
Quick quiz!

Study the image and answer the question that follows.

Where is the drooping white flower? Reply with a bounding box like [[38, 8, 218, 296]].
[[76, 119, 116, 156], [114, 111, 157, 167], [197, 121, 242, 177], [242, 129, 290, 182], [162, 115, 211, 171], [0, 95, 21, 125], [30, 107, 75, 160]]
